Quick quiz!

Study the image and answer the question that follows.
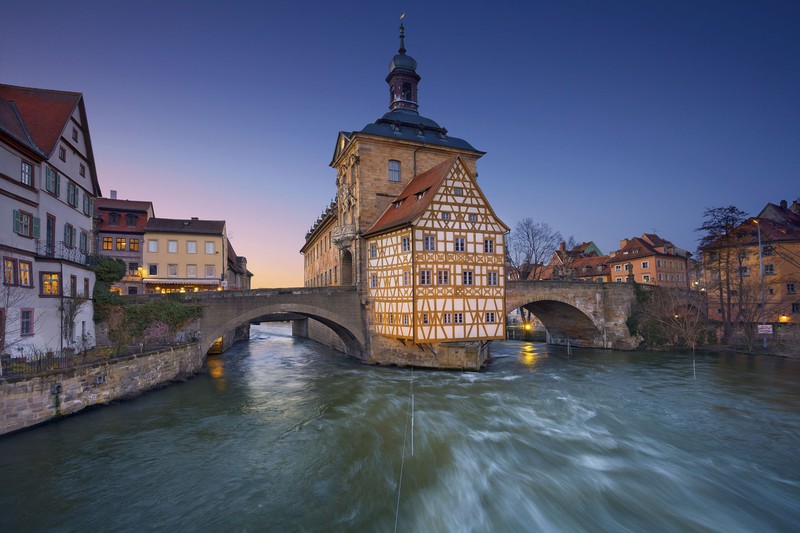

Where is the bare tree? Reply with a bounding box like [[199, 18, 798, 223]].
[[630, 285, 708, 354], [507, 219, 562, 281], [697, 205, 748, 343]]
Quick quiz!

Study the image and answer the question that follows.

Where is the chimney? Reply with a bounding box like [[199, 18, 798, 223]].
[[559, 241, 566, 252], [780, 199, 788, 209], [791, 200, 800, 215], [191, 217, 198, 221], [110, 190, 117, 200], [620, 238, 629, 249]]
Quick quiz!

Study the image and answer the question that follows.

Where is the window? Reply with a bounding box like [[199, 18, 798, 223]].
[[443, 313, 452, 324], [454, 187, 463, 196], [205, 265, 215, 278], [370, 243, 377, 258], [403, 271, 411, 285], [388, 160, 401, 182], [454, 313, 464, 324], [370, 274, 377, 288], [740, 266, 750, 277], [487, 272, 498, 286], [389, 314, 394, 325], [148, 240, 158, 252], [20, 309, 33, 336], [469, 214, 477, 222], [641, 261, 649, 269], [70, 275, 77, 297], [616, 277, 623, 282], [484, 239, 494, 253], [187, 241, 197, 254], [420, 270, 432, 285], [72, 127, 78, 142], [764, 264, 776, 276], [109, 212, 120, 225], [64, 224, 76, 248], [148, 264, 158, 276], [129, 238, 140, 252], [422, 313, 429, 325], [187, 264, 197, 278], [462, 271, 474, 285], [423, 235, 436, 251], [19, 261, 31, 287], [762, 244, 774, 257], [21, 161, 33, 186], [788, 283, 797, 295], [45, 166, 60, 196], [168, 240, 178, 253], [84, 278, 90, 296], [59, 146, 66, 161], [79, 232, 89, 254], [442, 212, 450, 220], [403, 315, 409, 325], [41, 272, 60, 296], [127, 262, 138, 275], [454, 237, 465, 252], [485, 312, 496, 323], [79, 164, 86, 177], [793, 303, 800, 313], [437, 270, 449, 285], [116, 237, 126, 251], [82, 194, 94, 215], [67, 181, 79, 207], [401, 237, 410, 252], [3, 259, 16, 284], [205, 241, 215, 254], [13, 210, 37, 238], [642, 275, 651, 282], [125, 214, 137, 226], [168, 264, 178, 277], [615, 265, 622, 272], [102, 237, 113, 250]]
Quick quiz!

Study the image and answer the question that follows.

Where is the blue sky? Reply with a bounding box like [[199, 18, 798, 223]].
[[3, 1, 798, 287]]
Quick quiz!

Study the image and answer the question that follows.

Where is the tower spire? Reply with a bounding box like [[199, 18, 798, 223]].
[[399, 15, 406, 54], [387, 16, 420, 113]]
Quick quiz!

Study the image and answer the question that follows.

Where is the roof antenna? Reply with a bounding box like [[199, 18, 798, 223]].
[[399, 13, 406, 54]]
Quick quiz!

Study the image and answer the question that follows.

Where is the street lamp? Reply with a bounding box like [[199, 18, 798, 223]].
[[753, 218, 767, 348]]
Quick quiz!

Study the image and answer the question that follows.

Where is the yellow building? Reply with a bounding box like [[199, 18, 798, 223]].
[[142, 217, 227, 293], [363, 156, 508, 342]]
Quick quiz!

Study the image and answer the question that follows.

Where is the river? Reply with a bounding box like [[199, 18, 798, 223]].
[[1, 323, 799, 532]]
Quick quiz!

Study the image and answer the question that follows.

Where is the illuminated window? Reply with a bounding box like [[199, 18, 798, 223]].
[[3, 259, 16, 284], [21, 161, 33, 186], [168, 240, 178, 253], [129, 238, 139, 252], [388, 160, 401, 182], [41, 272, 60, 296], [103, 237, 113, 250], [116, 237, 126, 251], [19, 261, 31, 287]]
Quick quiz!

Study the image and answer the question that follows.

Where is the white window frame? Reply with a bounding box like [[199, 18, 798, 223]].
[[205, 265, 216, 278], [205, 241, 215, 254], [148, 239, 158, 253]]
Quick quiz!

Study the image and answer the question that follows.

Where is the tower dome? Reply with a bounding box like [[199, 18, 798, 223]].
[[386, 22, 421, 113]]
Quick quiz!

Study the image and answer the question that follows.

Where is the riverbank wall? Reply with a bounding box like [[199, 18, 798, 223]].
[[0, 343, 203, 436]]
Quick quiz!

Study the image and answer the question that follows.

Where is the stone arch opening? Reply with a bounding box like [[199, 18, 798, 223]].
[[518, 299, 604, 348], [341, 250, 353, 285]]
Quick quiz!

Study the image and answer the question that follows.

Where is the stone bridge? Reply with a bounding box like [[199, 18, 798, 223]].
[[180, 287, 366, 357], [506, 280, 639, 350]]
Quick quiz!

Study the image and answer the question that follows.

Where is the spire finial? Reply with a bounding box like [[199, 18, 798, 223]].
[[399, 13, 406, 54]]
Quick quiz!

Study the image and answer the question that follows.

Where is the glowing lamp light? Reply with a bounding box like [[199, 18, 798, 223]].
[[523, 323, 532, 331], [779, 315, 790, 323]]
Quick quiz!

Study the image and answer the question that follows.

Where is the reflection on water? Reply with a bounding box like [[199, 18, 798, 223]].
[[0, 323, 799, 532]]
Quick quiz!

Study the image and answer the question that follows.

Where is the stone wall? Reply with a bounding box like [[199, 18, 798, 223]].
[[0, 343, 203, 436]]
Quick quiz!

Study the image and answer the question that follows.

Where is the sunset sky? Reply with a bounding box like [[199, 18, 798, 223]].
[[3, 1, 798, 288]]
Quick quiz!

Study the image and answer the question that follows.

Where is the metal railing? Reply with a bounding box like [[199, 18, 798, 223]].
[[35, 240, 90, 265]]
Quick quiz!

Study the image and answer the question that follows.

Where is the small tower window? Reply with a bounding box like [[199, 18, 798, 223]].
[[402, 82, 412, 101], [388, 160, 401, 182]]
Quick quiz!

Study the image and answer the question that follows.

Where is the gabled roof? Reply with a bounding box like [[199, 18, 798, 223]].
[[0, 97, 43, 157], [609, 233, 690, 261], [146, 217, 225, 235], [95, 197, 155, 214], [0, 84, 81, 157], [363, 156, 457, 237]]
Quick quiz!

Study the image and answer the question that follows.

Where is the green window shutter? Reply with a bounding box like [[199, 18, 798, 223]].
[[83, 193, 89, 214], [55, 173, 61, 197], [73, 227, 78, 246], [89, 197, 94, 214], [13, 210, 20, 233], [32, 217, 40, 238], [64, 224, 70, 244]]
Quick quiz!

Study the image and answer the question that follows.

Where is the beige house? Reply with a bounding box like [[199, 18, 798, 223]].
[[142, 217, 227, 293]]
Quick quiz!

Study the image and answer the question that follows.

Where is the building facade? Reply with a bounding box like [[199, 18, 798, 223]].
[[141, 217, 228, 293], [607, 234, 691, 287], [1, 84, 100, 356], [300, 25, 508, 367], [94, 192, 154, 295]]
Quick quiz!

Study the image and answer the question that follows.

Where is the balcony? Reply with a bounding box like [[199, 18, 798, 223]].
[[331, 224, 358, 249], [36, 240, 90, 265]]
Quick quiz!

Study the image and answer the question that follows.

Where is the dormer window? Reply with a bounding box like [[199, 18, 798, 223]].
[[416, 191, 426, 200], [393, 200, 404, 209], [109, 212, 120, 225]]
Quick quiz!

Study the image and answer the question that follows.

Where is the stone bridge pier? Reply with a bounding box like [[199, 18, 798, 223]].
[[506, 281, 639, 350]]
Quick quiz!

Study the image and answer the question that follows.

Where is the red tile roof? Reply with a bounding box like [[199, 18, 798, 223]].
[[364, 156, 458, 236], [95, 197, 155, 214], [0, 84, 81, 157], [0, 98, 41, 156]]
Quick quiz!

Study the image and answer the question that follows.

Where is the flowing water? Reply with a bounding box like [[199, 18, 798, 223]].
[[1, 323, 799, 532]]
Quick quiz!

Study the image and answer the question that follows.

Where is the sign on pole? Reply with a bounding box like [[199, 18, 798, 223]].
[[757, 324, 773, 335]]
